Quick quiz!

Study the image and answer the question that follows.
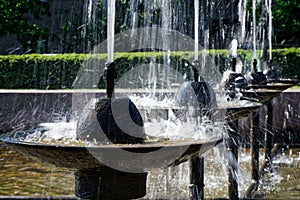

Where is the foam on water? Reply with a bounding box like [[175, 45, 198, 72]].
[[130, 94, 224, 140], [11, 121, 78, 145], [216, 91, 261, 108]]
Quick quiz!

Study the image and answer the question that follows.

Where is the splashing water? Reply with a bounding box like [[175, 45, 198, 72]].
[[10, 121, 77, 145], [231, 39, 238, 58], [9, 93, 223, 145]]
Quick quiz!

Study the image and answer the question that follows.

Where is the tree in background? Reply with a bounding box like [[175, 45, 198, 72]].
[[0, 0, 299, 54], [272, 0, 300, 46], [0, 0, 50, 53]]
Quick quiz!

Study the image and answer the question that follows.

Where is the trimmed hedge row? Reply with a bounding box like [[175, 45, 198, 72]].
[[0, 54, 88, 89], [271, 48, 300, 79], [0, 48, 299, 89]]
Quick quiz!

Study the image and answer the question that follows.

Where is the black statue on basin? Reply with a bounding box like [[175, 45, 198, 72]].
[[223, 57, 248, 100], [249, 59, 267, 85], [95, 62, 145, 144]]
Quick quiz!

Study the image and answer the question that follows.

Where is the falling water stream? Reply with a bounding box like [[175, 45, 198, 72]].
[[194, 0, 199, 61], [268, 0, 272, 61], [252, 0, 257, 61], [107, 0, 115, 63]]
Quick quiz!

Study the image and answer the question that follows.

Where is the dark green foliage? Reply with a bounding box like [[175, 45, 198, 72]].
[[0, 54, 87, 89], [1, 0, 299, 54], [246, 0, 300, 47], [271, 48, 300, 79], [272, 0, 300, 46], [0, 48, 299, 89], [0, 0, 50, 52]]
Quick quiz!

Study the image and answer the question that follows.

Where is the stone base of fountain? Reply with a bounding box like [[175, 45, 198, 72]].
[[75, 167, 147, 200]]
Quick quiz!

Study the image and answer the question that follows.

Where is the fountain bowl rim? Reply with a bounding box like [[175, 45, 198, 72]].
[[0, 136, 223, 150]]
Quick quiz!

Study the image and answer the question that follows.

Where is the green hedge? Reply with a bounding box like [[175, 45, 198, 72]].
[[0, 54, 88, 89], [0, 48, 299, 89], [271, 48, 300, 79]]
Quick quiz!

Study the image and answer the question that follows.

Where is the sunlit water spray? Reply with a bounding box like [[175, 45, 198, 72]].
[[9, 92, 225, 145]]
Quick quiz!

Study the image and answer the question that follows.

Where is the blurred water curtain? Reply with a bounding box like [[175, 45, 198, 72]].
[[3, 0, 297, 54], [0, 0, 243, 54]]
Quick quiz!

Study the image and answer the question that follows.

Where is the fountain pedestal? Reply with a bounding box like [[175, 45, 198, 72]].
[[189, 157, 204, 200], [243, 81, 298, 198], [75, 167, 147, 200], [227, 121, 239, 200]]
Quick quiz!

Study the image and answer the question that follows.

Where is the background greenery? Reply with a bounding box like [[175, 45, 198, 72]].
[[0, 0, 299, 89], [0, 48, 299, 89], [0, 0, 50, 52], [0, 0, 299, 54]]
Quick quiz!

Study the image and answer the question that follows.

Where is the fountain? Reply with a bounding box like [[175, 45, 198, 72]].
[[242, 0, 298, 93], [223, 39, 248, 100], [0, 1, 299, 200], [218, 3, 298, 195], [235, 2, 299, 198], [0, 1, 224, 199]]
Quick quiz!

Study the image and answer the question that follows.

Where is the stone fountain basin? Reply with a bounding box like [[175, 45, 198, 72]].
[[238, 79, 299, 104], [0, 89, 260, 173], [267, 79, 300, 85], [0, 136, 222, 172], [213, 104, 261, 121], [243, 83, 293, 91], [240, 89, 282, 103], [240, 81, 298, 103]]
